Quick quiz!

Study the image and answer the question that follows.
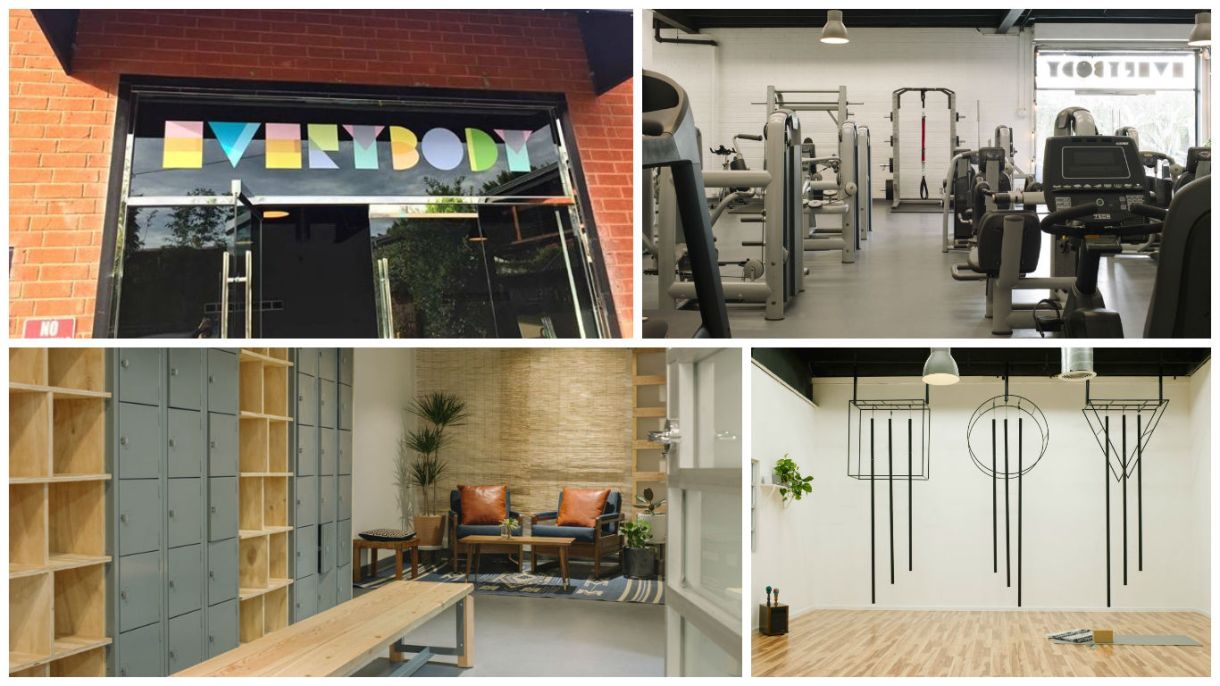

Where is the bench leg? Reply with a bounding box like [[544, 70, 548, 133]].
[[389, 642, 404, 663], [411, 546, 420, 579], [457, 597, 474, 668]]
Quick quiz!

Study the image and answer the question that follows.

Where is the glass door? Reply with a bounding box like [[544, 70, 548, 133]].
[[664, 348, 743, 677], [370, 200, 599, 338], [113, 196, 250, 338]]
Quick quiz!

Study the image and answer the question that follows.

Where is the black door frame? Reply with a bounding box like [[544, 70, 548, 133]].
[[95, 74, 620, 338]]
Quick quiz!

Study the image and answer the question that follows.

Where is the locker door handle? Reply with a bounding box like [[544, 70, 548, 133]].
[[168, 439, 176, 448], [121, 359, 130, 369], [120, 436, 128, 447], [169, 650, 176, 660], [168, 580, 175, 588], [211, 506, 217, 513], [120, 590, 127, 600], [210, 440, 217, 448], [171, 368, 178, 377], [119, 668, 127, 676], [169, 509, 175, 518], [119, 514, 127, 524], [209, 374, 215, 383], [209, 571, 215, 579]]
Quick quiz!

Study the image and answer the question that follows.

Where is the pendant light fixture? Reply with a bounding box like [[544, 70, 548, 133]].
[[1058, 347, 1096, 381], [1188, 12, 1210, 47], [820, 10, 850, 45], [921, 348, 959, 386]]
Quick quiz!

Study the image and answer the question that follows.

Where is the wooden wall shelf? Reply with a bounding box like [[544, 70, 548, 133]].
[[9, 349, 110, 677], [631, 350, 669, 525], [237, 349, 294, 645]]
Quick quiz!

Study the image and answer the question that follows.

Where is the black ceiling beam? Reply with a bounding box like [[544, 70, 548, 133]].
[[31, 9, 79, 74], [784, 348, 1210, 379], [653, 9, 1202, 31], [653, 10, 700, 34]]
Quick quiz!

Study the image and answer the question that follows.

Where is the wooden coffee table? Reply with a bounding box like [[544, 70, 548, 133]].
[[459, 535, 576, 590], [353, 537, 420, 582]]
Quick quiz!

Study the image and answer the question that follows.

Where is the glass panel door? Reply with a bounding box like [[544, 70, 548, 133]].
[[114, 200, 248, 338]]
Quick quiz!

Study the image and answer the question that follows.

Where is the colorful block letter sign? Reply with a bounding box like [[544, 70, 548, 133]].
[[162, 121, 204, 168]]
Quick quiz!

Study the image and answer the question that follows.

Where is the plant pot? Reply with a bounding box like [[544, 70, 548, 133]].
[[413, 514, 446, 547], [623, 547, 656, 579]]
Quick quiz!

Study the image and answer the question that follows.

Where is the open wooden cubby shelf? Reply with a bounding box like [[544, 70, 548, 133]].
[[9, 349, 111, 676], [236, 349, 294, 645]]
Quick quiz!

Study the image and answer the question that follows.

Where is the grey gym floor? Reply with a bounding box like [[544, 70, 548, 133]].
[[644, 201, 1157, 338], [352, 581, 664, 677]]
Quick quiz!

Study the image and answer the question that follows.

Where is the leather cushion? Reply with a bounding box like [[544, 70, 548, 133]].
[[459, 485, 506, 525], [558, 487, 610, 528]]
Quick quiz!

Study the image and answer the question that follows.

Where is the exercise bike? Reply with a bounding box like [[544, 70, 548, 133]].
[[991, 135, 1166, 337]]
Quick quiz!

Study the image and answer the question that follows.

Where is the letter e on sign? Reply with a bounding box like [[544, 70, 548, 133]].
[[23, 318, 76, 339]]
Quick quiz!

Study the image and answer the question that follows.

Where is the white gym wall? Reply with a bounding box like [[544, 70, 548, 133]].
[[750, 360, 1211, 627]]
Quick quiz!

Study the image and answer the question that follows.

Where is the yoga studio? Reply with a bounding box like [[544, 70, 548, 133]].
[[750, 347, 1210, 677]]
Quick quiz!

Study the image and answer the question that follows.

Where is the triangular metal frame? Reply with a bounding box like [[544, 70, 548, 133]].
[[1082, 398, 1168, 481]]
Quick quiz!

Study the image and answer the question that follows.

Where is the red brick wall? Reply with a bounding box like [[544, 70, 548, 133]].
[[9, 9, 633, 337]]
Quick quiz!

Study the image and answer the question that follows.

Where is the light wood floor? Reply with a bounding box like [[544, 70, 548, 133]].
[[753, 610, 1210, 677]]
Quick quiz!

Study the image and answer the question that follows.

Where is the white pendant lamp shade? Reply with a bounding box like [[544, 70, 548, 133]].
[[1058, 347, 1097, 381], [922, 348, 959, 385], [1188, 12, 1210, 47], [820, 10, 850, 44]]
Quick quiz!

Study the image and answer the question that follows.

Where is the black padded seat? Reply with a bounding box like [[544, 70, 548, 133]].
[[972, 211, 1041, 276], [1144, 177, 1210, 337]]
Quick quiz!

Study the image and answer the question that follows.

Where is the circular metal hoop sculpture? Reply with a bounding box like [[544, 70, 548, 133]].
[[966, 395, 1049, 478]]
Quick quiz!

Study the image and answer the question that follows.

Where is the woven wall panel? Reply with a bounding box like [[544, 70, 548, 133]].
[[416, 349, 634, 517]]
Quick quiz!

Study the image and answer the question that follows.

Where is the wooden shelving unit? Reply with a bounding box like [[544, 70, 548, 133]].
[[237, 348, 294, 645], [631, 349, 668, 522], [9, 349, 110, 677]]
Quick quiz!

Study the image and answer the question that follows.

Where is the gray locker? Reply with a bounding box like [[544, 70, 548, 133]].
[[319, 428, 336, 475], [297, 425, 317, 476], [317, 567, 337, 612], [297, 374, 317, 427], [297, 348, 318, 376], [295, 476, 317, 527], [319, 380, 336, 428], [338, 430, 352, 475], [208, 412, 238, 476], [294, 525, 316, 579], [167, 544, 204, 618], [339, 384, 353, 430], [168, 610, 203, 673], [118, 402, 161, 479], [207, 599, 239, 658], [337, 566, 353, 602], [206, 349, 238, 415], [168, 349, 203, 411], [117, 349, 161, 406], [118, 550, 162, 632], [338, 519, 352, 566], [319, 522, 336, 572], [118, 479, 162, 556], [338, 477, 352, 521], [207, 539, 238, 603], [208, 477, 238, 541], [319, 349, 337, 381], [117, 623, 163, 677], [293, 574, 318, 622], [319, 476, 336, 523], [168, 409, 203, 478], [167, 478, 203, 548], [339, 349, 354, 385]]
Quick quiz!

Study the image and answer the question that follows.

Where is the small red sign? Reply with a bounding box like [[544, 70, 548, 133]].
[[23, 318, 76, 339]]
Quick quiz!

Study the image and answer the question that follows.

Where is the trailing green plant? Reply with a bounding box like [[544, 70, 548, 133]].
[[402, 392, 468, 515], [634, 487, 667, 515], [500, 517, 519, 533], [774, 455, 813, 504], [621, 519, 653, 548]]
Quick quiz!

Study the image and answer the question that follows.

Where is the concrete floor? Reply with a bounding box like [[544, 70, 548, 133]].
[[644, 201, 1158, 338], [352, 594, 665, 677]]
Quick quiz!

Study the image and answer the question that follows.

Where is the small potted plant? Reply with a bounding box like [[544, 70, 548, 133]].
[[774, 454, 813, 506], [620, 519, 655, 579], [634, 487, 668, 543], [499, 516, 519, 539]]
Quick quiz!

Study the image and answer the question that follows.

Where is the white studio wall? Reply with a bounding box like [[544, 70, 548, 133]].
[[751, 366, 1210, 620], [352, 348, 417, 536]]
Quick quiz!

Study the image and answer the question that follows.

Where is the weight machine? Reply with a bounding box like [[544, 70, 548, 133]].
[[887, 87, 962, 211]]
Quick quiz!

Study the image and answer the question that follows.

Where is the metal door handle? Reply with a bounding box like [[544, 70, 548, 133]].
[[120, 436, 128, 447], [119, 514, 127, 523], [168, 509, 175, 518], [220, 251, 231, 339], [120, 590, 127, 600], [121, 359, 129, 369], [171, 368, 178, 377], [244, 249, 253, 339], [210, 440, 217, 448], [168, 439, 175, 448]]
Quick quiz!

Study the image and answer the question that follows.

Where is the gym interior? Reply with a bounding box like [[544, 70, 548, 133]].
[[750, 347, 1211, 677], [642, 9, 1211, 338], [7, 347, 742, 677]]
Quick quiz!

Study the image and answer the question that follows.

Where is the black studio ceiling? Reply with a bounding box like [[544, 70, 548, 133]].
[[653, 9, 1203, 33]]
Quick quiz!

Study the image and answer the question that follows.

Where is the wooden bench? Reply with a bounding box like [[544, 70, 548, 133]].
[[174, 581, 473, 677]]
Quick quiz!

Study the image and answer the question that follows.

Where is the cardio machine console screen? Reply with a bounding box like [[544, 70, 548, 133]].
[[1042, 136, 1148, 227]]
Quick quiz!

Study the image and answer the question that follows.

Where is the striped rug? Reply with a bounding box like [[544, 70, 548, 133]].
[[356, 556, 664, 605]]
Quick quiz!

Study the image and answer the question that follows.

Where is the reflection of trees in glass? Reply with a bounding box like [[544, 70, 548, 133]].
[[375, 215, 494, 338], [423, 177, 474, 214], [1035, 91, 1197, 173], [166, 189, 228, 249]]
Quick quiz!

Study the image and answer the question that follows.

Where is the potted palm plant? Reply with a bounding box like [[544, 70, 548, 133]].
[[401, 392, 468, 546], [620, 519, 655, 579]]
